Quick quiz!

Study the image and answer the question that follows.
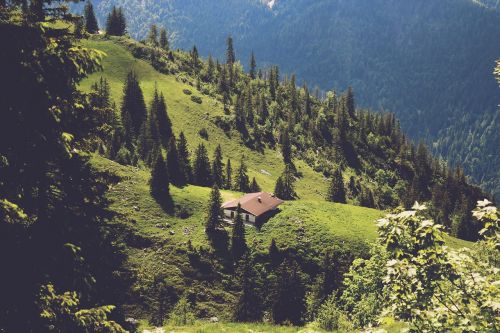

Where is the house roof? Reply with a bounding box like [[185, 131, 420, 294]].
[[221, 192, 284, 217]]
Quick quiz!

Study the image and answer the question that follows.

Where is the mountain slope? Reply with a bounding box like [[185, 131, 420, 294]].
[[73, 0, 500, 199], [79, 36, 472, 326]]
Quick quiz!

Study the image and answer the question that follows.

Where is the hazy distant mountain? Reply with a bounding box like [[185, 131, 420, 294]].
[[75, 0, 500, 198]]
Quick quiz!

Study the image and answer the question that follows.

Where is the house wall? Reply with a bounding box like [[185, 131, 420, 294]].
[[223, 209, 256, 223]]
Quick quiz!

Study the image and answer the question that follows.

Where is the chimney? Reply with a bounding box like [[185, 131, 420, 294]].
[[258, 196, 262, 203]]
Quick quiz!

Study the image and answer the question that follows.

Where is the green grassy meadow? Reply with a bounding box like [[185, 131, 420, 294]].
[[84, 37, 471, 328], [80, 37, 328, 201]]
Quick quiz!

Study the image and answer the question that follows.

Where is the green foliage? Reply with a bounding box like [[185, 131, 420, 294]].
[[150, 152, 170, 200], [205, 185, 222, 233], [169, 296, 196, 326], [234, 156, 250, 192], [315, 295, 352, 332], [212, 145, 225, 188], [193, 143, 212, 186], [121, 70, 147, 140], [231, 203, 247, 260], [84, 1, 99, 34], [274, 164, 296, 200], [379, 201, 499, 332], [105, 6, 126, 36], [339, 245, 388, 328], [270, 257, 306, 325], [327, 168, 346, 203], [38, 284, 126, 333]]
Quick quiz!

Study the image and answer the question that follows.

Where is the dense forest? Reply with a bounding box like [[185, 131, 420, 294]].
[[1, 1, 498, 333], [71, 0, 500, 200]]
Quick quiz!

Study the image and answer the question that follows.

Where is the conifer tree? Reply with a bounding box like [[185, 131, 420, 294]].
[[191, 45, 199, 71], [250, 177, 261, 192], [226, 35, 236, 65], [159, 27, 169, 51], [167, 136, 185, 187], [177, 132, 192, 183], [147, 24, 159, 47], [212, 145, 224, 188], [206, 185, 222, 233], [234, 255, 263, 322], [225, 158, 233, 190], [234, 157, 250, 192], [327, 168, 346, 203], [83, 1, 99, 34], [235, 93, 248, 136], [281, 130, 293, 166], [193, 143, 212, 186], [268, 239, 282, 268], [150, 152, 170, 200], [121, 71, 147, 141], [271, 257, 306, 325], [346, 86, 356, 119], [206, 54, 215, 82], [106, 6, 126, 36], [274, 165, 296, 200], [155, 92, 172, 147], [249, 51, 256, 79], [231, 203, 247, 260]]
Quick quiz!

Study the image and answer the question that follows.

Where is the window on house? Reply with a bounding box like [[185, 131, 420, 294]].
[[231, 211, 234, 218], [246, 214, 250, 222]]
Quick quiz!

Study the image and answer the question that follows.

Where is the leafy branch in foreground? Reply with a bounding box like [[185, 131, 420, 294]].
[[378, 201, 499, 333]]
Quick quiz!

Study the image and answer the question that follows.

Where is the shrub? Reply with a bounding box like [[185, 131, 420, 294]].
[[182, 89, 192, 95], [169, 296, 196, 326], [198, 128, 208, 140], [190, 95, 203, 104], [315, 295, 353, 332], [115, 146, 132, 165]]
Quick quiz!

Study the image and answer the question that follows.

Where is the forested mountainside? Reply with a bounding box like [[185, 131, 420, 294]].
[[1, 2, 498, 332], [72, 0, 500, 199]]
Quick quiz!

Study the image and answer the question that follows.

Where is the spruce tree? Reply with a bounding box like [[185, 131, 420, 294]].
[[327, 168, 346, 203], [150, 152, 170, 201], [346, 86, 356, 119], [106, 6, 126, 36], [121, 71, 147, 141], [212, 145, 224, 188], [271, 257, 306, 325], [225, 158, 233, 190], [268, 239, 282, 268], [281, 130, 293, 166], [167, 136, 185, 187], [159, 28, 169, 51], [83, 1, 99, 34], [193, 143, 212, 186], [249, 51, 256, 80], [234, 157, 250, 192], [274, 165, 296, 200], [177, 132, 192, 183], [234, 255, 263, 322], [231, 203, 247, 260], [147, 24, 159, 47], [206, 185, 222, 233], [250, 177, 261, 192], [155, 92, 172, 147], [226, 35, 235, 65]]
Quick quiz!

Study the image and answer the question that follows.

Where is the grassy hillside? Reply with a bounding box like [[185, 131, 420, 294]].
[[80, 37, 327, 201], [82, 37, 471, 327]]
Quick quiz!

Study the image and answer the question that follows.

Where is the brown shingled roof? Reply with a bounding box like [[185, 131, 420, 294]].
[[221, 192, 284, 217]]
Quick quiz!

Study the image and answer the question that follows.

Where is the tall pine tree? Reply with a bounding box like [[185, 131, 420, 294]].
[[167, 136, 185, 187], [206, 185, 222, 233], [234, 157, 250, 192], [83, 1, 99, 34], [231, 203, 247, 260], [212, 145, 224, 188], [193, 143, 212, 186], [177, 132, 192, 183], [327, 168, 346, 203], [150, 152, 170, 201], [121, 71, 147, 141]]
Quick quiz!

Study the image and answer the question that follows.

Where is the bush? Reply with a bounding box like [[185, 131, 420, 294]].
[[115, 146, 132, 165], [182, 89, 192, 95], [315, 296, 353, 332], [169, 296, 196, 326], [190, 95, 203, 104], [198, 128, 208, 140]]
